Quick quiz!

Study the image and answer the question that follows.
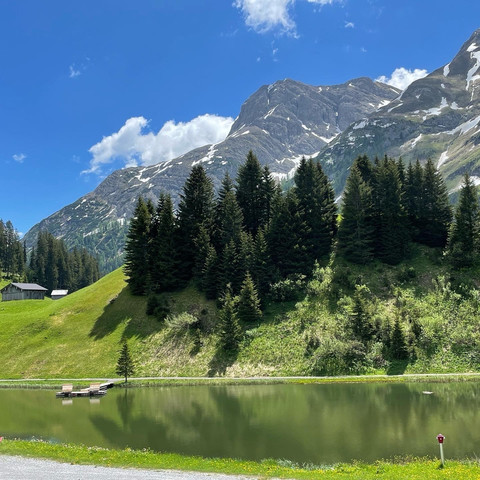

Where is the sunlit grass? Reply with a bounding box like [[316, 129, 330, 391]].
[[1, 439, 479, 479]]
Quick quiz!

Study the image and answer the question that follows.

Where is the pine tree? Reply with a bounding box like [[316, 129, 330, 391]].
[[267, 190, 309, 277], [194, 224, 213, 282], [372, 157, 409, 264], [251, 228, 272, 297], [418, 159, 452, 247], [219, 239, 239, 294], [177, 166, 214, 281], [237, 273, 262, 323], [216, 190, 244, 249], [447, 173, 480, 267], [260, 165, 277, 226], [349, 285, 375, 344], [202, 244, 219, 300], [149, 193, 178, 292], [236, 231, 254, 287], [236, 151, 265, 235], [390, 318, 409, 360], [116, 341, 135, 383], [124, 197, 152, 295], [218, 289, 242, 352], [404, 160, 424, 239], [337, 166, 374, 264], [294, 158, 337, 272]]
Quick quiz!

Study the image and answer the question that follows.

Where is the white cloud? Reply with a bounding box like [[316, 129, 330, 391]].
[[376, 67, 428, 90], [234, 0, 296, 34], [83, 114, 234, 175], [13, 153, 26, 163], [69, 65, 81, 78], [344, 21, 354, 28], [234, 0, 340, 34]]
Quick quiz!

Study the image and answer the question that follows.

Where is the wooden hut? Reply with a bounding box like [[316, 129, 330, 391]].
[[1, 283, 48, 301], [51, 289, 68, 300]]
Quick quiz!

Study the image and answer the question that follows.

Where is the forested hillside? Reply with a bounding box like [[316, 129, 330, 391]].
[[120, 151, 480, 375]]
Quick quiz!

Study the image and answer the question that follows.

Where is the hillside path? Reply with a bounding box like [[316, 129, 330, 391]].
[[0, 455, 265, 480]]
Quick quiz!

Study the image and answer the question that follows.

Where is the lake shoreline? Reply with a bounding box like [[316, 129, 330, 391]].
[[0, 372, 479, 389], [0, 439, 479, 480]]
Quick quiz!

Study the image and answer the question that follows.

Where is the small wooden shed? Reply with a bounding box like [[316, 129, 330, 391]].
[[51, 289, 68, 300], [1, 283, 48, 301]]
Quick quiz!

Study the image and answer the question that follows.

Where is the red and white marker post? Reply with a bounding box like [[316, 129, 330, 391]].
[[437, 434, 445, 466]]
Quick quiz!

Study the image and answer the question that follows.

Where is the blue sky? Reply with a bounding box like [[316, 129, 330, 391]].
[[1, 0, 480, 234]]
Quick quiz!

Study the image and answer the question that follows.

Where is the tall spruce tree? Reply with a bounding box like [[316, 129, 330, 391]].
[[372, 157, 409, 264], [124, 197, 152, 295], [236, 151, 265, 235], [293, 158, 337, 272], [251, 228, 272, 297], [216, 190, 244, 249], [418, 159, 452, 247], [337, 166, 374, 264], [176, 166, 214, 281], [237, 273, 262, 323], [218, 289, 242, 352], [447, 173, 480, 267], [149, 193, 178, 293], [116, 341, 135, 383], [267, 190, 309, 277]]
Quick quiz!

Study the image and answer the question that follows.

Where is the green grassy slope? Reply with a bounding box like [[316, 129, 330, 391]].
[[1, 246, 480, 378]]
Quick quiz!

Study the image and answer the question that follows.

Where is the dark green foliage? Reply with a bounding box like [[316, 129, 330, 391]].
[[219, 239, 239, 294], [267, 190, 309, 277], [390, 318, 409, 360], [0, 219, 26, 279], [218, 289, 242, 352], [124, 197, 152, 295], [236, 151, 267, 235], [404, 160, 424, 238], [405, 159, 452, 247], [349, 285, 375, 345], [177, 165, 214, 281], [202, 245, 219, 300], [149, 193, 178, 293], [237, 273, 262, 323], [116, 341, 135, 383], [29, 231, 99, 292], [250, 228, 273, 297], [420, 159, 452, 247], [337, 166, 374, 264], [447, 173, 479, 267], [372, 157, 409, 264], [215, 189, 244, 250], [293, 158, 337, 271]]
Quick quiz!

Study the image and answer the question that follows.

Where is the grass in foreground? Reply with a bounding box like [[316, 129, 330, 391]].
[[0, 439, 479, 479]]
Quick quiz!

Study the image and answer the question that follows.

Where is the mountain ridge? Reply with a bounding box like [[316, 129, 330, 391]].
[[24, 76, 400, 271]]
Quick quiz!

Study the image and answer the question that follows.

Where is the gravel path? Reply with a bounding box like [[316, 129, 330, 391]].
[[0, 455, 261, 480]]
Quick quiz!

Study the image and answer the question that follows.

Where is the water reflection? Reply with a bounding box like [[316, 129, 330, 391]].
[[0, 382, 479, 464]]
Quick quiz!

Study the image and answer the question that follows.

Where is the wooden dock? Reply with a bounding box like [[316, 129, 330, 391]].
[[55, 381, 114, 398]]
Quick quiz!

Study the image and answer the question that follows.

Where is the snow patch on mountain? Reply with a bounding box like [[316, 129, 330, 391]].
[[438, 150, 449, 168], [466, 51, 480, 90]]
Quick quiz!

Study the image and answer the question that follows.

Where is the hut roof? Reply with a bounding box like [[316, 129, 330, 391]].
[[51, 290, 68, 296], [1, 283, 48, 292]]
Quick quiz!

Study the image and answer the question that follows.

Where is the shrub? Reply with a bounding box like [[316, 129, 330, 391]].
[[270, 274, 306, 302], [166, 312, 199, 334]]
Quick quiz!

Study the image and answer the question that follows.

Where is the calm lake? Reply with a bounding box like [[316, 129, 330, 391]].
[[1, 382, 479, 464]]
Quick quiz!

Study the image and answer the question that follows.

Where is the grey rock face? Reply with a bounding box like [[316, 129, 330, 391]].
[[24, 77, 399, 272], [317, 28, 480, 195]]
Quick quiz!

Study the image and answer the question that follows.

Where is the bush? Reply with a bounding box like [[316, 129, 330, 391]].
[[397, 266, 417, 283], [270, 274, 306, 302], [146, 295, 170, 321], [165, 312, 199, 334]]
